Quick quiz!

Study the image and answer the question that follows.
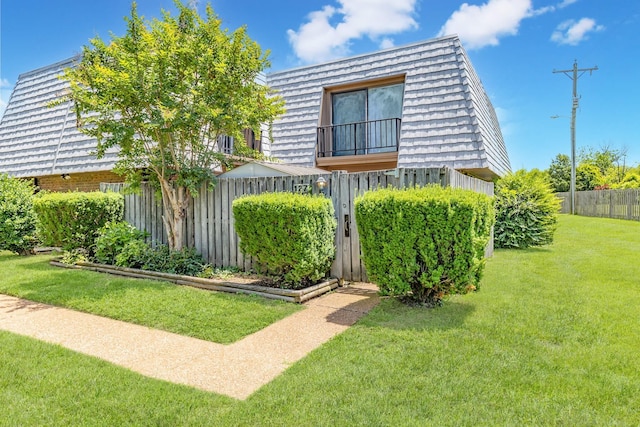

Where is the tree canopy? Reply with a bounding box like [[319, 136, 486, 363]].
[[62, 0, 285, 249], [546, 146, 640, 192], [548, 154, 570, 193]]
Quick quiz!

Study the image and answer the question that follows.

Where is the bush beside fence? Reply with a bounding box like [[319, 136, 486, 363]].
[[101, 167, 494, 281], [33, 191, 124, 251], [233, 192, 336, 288], [355, 185, 494, 305]]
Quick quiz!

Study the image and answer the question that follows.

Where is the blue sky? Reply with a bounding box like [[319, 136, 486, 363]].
[[1, 0, 639, 170]]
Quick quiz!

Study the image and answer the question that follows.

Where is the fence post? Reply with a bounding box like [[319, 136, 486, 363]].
[[330, 170, 344, 281], [609, 190, 614, 218], [441, 167, 451, 187]]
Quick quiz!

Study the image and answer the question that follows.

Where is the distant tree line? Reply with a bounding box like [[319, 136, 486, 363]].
[[547, 145, 640, 192]]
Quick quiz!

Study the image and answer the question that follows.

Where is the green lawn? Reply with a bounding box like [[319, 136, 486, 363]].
[[0, 253, 300, 344], [1, 215, 639, 426]]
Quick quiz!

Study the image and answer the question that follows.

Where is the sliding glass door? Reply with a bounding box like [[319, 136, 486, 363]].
[[332, 90, 366, 155], [331, 83, 403, 156]]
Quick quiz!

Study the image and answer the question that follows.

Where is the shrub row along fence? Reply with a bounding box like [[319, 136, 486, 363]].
[[101, 167, 493, 282], [557, 189, 640, 221]]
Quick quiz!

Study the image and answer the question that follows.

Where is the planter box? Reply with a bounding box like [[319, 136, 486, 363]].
[[50, 259, 339, 303]]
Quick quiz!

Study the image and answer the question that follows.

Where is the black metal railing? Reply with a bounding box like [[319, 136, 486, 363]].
[[317, 118, 401, 157]]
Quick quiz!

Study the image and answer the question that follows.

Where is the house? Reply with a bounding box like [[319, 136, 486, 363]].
[[0, 57, 267, 192], [0, 34, 509, 190], [267, 34, 510, 180], [0, 57, 123, 191]]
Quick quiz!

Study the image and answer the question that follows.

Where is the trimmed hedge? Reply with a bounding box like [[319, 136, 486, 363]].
[[33, 191, 124, 251], [233, 192, 337, 288], [355, 185, 494, 306], [0, 173, 38, 255], [494, 169, 560, 249]]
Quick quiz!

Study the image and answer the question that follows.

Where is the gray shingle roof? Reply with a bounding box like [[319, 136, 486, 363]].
[[267, 35, 511, 179], [0, 56, 118, 178], [1, 35, 510, 181]]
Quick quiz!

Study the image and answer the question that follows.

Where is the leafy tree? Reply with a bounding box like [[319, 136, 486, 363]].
[[548, 154, 570, 192], [578, 145, 622, 175], [576, 163, 602, 191], [0, 174, 38, 255], [579, 145, 631, 187], [547, 146, 638, 191], [62, 1, 284, 250], [615, 168, 640, 189]]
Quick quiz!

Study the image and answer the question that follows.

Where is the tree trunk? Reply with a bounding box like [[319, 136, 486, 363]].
[[159, 178, 189, 251]]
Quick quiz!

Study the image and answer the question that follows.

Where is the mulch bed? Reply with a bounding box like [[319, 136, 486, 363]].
[[50, 258, 340, 303]]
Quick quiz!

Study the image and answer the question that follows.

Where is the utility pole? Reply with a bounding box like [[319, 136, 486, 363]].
[[553, 60, 598, 215]]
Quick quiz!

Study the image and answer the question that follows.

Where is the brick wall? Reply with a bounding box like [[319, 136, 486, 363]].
[[36, 170, 123, 192]]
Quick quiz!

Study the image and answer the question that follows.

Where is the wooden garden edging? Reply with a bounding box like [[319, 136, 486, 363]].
[[50, 259, 339, 303]]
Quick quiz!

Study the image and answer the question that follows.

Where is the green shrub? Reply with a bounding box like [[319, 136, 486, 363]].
[[494, 169, 561, 249], [233, 192, 337, 288], [0, 174, 39, 255], [95, 221, 147, 265], [92, 220, 204, 276], [115, 240, 151, 269], [355, 185, 494, 306], [60, 248, 89, 265], [33, 191, 124, 251], [139, 245, 205, 276]]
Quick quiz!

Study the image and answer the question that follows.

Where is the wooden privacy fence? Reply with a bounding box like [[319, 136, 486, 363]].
[[557, 189, 640, 221], [101, 167, 494, 282]]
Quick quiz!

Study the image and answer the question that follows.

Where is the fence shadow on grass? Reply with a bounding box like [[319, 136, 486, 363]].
[[494, 247, 554, 254]]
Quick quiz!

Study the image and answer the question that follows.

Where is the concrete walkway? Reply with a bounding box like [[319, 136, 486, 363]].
[[0, 283, 379, 400]]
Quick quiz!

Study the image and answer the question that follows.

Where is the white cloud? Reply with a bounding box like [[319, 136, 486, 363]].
[[379, 37, 395, 49], [0, 78, 11, 88], [532, 0, 579, 16], [287, 0, 418, 63], [551, 18, 604, 45], [558, 0, 578, 8], [531, 5, 555, 16], [438, 0, 532, 49]]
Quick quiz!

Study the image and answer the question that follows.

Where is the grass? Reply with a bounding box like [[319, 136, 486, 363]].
[[1, 214, 639, 425], [0, 331, 233, 426], [0, 253, 301, 344]]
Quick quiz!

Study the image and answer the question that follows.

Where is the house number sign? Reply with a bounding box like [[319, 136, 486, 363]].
[[293, 183, 311, 194]]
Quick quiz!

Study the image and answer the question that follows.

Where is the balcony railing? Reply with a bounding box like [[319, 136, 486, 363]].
[[317, 118, 401, 157]]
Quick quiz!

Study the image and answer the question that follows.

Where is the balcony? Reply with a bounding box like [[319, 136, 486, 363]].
[[316, 118, 400, 172]]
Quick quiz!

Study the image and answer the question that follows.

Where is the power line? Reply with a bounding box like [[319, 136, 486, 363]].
[[553, 60, 598, 215]]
